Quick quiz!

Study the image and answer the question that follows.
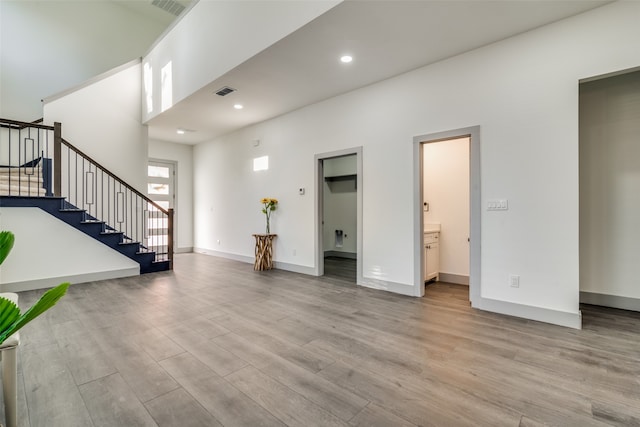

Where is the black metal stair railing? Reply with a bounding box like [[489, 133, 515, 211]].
[[0, 118, 173, 269]]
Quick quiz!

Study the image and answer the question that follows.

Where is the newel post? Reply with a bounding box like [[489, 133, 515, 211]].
[[53, 122, 62, 197], [168, 208, 174, 269]]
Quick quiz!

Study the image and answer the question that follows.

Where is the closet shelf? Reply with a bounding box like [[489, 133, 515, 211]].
[[324, 174, 357, 182]]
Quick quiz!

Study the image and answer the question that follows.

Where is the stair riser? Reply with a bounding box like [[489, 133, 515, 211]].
[[142, 261, 171, 273], [100, 233, 124, 245], [118, 244, 142, 257]]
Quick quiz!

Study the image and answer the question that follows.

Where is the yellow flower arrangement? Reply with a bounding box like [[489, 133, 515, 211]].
[[261, 198, 278, 234]]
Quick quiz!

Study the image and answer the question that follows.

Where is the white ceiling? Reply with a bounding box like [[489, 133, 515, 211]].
[[146, 0, 612, 145], [110, 0, 192, 26]]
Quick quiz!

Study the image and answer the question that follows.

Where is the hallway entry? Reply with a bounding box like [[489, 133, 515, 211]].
[[580, 69, 640, 311], [315, 147, 362, 284]]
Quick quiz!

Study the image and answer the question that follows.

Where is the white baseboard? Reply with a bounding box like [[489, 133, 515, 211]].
[[580, 291, 640, 312], [195, 248, 415, 296], [175, 247, 193, 254], [358, 276, 416, 296], [438, 273, 469, 285], [1, 267, 140, 293], [273, 261, 316, 275], [473, 296, 582, 329], [193, 248, 316, 275], [194, 247, 252, 264]]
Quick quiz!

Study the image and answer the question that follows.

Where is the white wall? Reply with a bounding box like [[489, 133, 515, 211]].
[[43, 62, 148, 192], [149, 139, 194, 252], [0, 0, 170, 121], [193, 2, 640, 327], [580, 71, 640, 301], [323, 155, 357, 255], [0, 207, 139, 292], [424, 137, 469, 278], [142, 0, 340, 122]]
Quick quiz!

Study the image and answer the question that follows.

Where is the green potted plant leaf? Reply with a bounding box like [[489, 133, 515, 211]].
[[0, 231, 69, 345]]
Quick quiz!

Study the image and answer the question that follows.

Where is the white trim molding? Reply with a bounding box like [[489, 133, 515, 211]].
[[580, 291, 640, 312], [1, 267, 139, 293], [193, 248, 316, 276], [359, 277, 415, 297], [438, 273, 469, 286], [474, 297, 582, 329]]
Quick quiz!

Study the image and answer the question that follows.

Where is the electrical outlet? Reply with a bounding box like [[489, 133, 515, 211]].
[[509, 275, 520, 288], [217, 239, 221, 245]]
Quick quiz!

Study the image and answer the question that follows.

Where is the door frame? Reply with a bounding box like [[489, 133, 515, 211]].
[[413, 126, 481, 302], [315, 147, 363, 282]]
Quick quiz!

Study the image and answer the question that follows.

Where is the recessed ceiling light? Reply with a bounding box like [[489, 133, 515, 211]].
[[340, 55, 353, 63], [176, 129, 185, 134], [234, 104, 244, 110]]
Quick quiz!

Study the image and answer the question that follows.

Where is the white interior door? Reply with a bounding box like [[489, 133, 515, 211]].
[[147, 160, 175, 256]]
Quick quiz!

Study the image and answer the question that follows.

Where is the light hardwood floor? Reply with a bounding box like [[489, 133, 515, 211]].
[[5, 253, 640, 426]]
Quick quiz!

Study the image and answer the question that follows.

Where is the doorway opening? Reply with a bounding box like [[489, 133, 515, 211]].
[[315, 147, 362, 284], [579, 69, 640, 312], [422, 136, 470, 288], [414, 127, 480, 302]]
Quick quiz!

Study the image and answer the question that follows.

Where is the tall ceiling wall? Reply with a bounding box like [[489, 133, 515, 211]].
[[0, 0, 180, 121]]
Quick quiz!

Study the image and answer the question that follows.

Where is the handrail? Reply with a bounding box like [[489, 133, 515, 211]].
[[0, 119, 164, 213], [59, 137, 169, 215], [0, 118, 54, 131]]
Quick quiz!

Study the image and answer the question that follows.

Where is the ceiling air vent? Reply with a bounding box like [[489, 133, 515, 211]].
[[151, 0, 186, 17], [215, 86, 236, 97]]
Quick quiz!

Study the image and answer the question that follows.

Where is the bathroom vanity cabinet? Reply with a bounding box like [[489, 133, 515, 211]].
[[424, 230, 440, 282]]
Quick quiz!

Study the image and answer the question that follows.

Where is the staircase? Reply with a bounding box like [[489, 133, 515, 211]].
[[0, 118, 173, 274]]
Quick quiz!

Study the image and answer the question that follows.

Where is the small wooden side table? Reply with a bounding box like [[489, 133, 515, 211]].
[[253, 234, 276, 271]]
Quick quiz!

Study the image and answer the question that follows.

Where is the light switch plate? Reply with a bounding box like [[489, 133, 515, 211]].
[[487, 199, 508, 211]]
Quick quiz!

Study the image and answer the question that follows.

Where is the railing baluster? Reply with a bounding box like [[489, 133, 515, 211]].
[[8, 124, 12, 194], [17, 127, 21, 195], [101, 170, 104, 224], [54, 122, 62, 197], [66, 144, 70, 203], [168, 208, 174, 266]]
